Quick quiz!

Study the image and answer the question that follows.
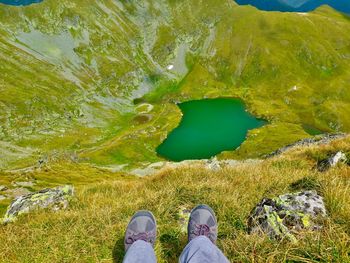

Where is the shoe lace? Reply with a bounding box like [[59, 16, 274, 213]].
[[125, 232, 154, 245], [192, 224, 211, 237]]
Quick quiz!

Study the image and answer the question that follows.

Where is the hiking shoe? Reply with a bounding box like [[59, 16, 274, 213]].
[[124, 210, 157, 251], [188, 204, 218, 244]]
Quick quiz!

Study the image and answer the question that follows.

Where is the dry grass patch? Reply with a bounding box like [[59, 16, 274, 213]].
[[0, 154, 349, 262]]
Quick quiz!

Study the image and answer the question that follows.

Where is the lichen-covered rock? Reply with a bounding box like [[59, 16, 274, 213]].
[[0, 185, 8, 191], [248, 191, 326, 242], [317, 151, 347, 172], [130, 158, 261, 177], [1, 185, 74, 224]]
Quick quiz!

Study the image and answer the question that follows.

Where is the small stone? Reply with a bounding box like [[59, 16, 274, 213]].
[[178, 206, 191, 233], [0, 195, 7, 201], [206, 158, 221, 171], [0, 185, 8, 191]]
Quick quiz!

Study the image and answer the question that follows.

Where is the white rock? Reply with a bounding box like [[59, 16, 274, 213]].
[[288, 85, 299, 92], [329, 151, 347, 167], [318, 151, 348, 172], [206, 158, 221, 171], [167, 64, 174, 70]]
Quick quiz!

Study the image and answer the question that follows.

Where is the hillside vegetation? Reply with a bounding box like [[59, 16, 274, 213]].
[[0, 136, 349, 262], [1, 1, 350, 262], [1, 0, 350, 170]]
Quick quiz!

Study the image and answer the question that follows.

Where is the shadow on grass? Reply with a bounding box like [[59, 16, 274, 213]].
[[159, 232, 184, 262], [112, 237, 125, 263], [289, 176, 321, 192]]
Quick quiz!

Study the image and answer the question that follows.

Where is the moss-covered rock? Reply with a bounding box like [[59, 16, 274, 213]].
[[1, 185, 74, 224], [248, 190, 326, 242]]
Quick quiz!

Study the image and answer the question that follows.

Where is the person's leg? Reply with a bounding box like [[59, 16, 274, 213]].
[[122, 211, 157, 263], [179, 204, 229, 263], [123, 240, 156, 263], [179, 236, 229, 263]]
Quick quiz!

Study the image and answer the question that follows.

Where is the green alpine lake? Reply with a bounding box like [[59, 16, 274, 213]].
[[157, 98, 266, 161]]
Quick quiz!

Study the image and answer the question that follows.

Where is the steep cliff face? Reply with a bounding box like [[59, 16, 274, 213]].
[[1, 0, 350, 169]]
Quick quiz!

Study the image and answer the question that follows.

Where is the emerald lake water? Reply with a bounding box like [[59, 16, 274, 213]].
[[234, 0, 350, 13], [0, 0, 42, 6], [157, 98, 266, 161]]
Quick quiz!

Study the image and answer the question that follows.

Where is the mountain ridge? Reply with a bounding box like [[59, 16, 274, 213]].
[[1, 0, 350, 171]]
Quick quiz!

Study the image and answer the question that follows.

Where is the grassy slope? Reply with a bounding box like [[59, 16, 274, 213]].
[[0, 1, 350, 262], [1, 0, 350, 169], [0, 137, 349, 262]]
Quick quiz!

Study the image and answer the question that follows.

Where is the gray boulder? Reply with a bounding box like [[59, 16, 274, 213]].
[[248, 190, 326, 242], [1, 185, 74, 224]]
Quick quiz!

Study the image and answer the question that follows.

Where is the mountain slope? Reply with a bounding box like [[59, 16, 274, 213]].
[[1, 0, 350, 170]]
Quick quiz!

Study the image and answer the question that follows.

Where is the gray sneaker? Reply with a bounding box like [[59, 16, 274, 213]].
[[188, 204, 218, 244], [124, 210, 157, 251]]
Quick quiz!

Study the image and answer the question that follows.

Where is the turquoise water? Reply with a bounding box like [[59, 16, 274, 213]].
[[0, 0, 42, 6], [234, 0, 350, 13], [157, 98, 266, 161]]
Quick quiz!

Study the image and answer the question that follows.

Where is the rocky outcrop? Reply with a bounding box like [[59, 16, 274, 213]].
[[317, 151, 348, 172], [248, 191, 326, 242], [129, 158, 261, 177], [266, 133, 347, 158], [124, 134, 348, 177], [1, 185, 74, 224]]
